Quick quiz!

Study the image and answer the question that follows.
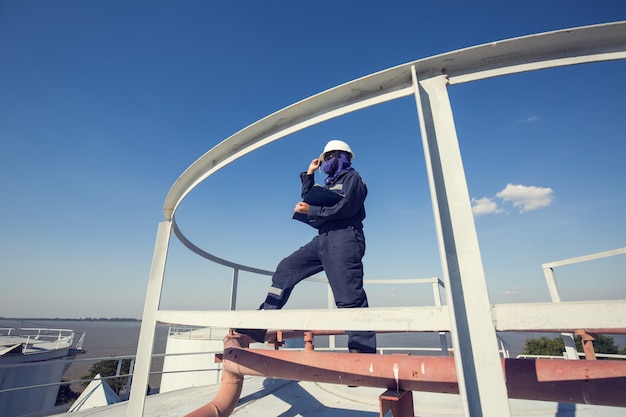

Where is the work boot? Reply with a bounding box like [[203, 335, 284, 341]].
[[234, 328, 267, 343]]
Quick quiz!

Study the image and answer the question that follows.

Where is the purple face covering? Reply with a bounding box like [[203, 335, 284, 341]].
[[323, 152, 353, 185]]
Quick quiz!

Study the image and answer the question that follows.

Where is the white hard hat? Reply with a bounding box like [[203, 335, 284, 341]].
[[320, 140, 354, 160]]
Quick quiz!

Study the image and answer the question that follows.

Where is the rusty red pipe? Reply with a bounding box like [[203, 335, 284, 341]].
[[222, 347, 626, 407], [183, 336, 244, 417], [185, 336, 626, 417], [224, 348, 459, 394]]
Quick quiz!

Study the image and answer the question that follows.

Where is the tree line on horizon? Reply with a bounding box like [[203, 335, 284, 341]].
[[523, 334, 626, 356]]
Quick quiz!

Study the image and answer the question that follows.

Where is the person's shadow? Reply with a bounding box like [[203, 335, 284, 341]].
[[237, 378, 379, 417]]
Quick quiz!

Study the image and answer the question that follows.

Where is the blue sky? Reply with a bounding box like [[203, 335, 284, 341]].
[[1, 1, 625, 319]]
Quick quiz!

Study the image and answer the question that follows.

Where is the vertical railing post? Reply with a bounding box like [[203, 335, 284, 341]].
[[116, 359, 123, 377], [327, 283, 336, 351], [432, 279, 449, 355], [127, 220, 172, 417], [542, 266, 578, 359], [542, 266, 562, 302], [230, 268, 239, 311], [125, 358, 135, 400], [412, 67, 511, 417]]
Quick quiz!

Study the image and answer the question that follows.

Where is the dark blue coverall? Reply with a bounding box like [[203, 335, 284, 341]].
[[260, 169, 377, 353]]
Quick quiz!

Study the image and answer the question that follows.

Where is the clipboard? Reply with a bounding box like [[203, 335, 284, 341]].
[[292, 185, 343, 226]]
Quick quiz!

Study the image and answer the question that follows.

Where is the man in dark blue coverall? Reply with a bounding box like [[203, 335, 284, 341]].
[[237, 140, 377, 353]]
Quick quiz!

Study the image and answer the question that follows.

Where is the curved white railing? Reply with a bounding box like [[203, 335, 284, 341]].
[[165, 22, 626, 252]]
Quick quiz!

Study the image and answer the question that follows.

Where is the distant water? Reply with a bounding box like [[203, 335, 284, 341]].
[[2, 318, 625, 391]]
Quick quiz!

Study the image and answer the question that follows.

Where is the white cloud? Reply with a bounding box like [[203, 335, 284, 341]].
[[503, 289, 523, 296], [496, 183, 554, 213], [472, 183, 554, 217], [471, 197, 502, 217], [524, 116, 539, 123]]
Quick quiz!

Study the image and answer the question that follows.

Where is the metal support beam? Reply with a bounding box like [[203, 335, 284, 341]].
[[543, 266, 579, 359], [127, 221, 172, 417], [411, 68, 510, 417]]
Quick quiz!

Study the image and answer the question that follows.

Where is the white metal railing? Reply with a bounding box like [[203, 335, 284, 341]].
[[542, 246, 626, 303], [168, 274, 450, 355], [0, 327, 76, 340], [517, 353, 626, 360], [0, 327, 79, 353], [127, 21, 626, 417], [541, 246, 626, 359]]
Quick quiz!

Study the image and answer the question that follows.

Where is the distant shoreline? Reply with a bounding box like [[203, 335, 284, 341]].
[[0, 317, 140, 322]]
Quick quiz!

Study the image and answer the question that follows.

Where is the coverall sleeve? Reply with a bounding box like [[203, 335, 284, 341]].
[[300, 172, 315, 198]]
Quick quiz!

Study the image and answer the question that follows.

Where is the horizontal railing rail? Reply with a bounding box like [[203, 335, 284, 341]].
[[542, 246, 626, 303], [517, 353, 626, 360]]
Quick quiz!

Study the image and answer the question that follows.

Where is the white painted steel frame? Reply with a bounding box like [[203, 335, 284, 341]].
[[152, 300, 626, 333], [128, 221, 171, 417], [412, 71, 509, 415], [129, 21, 626, 417]]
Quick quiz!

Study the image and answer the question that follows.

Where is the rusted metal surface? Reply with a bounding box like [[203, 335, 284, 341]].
[[224, 348, 457, 394], [576, 330, 598, 360], [183, 336, 245, 417], [503, 357, 626, 405], [379, 389, 414, 417], [222, 347, 626, 407]]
